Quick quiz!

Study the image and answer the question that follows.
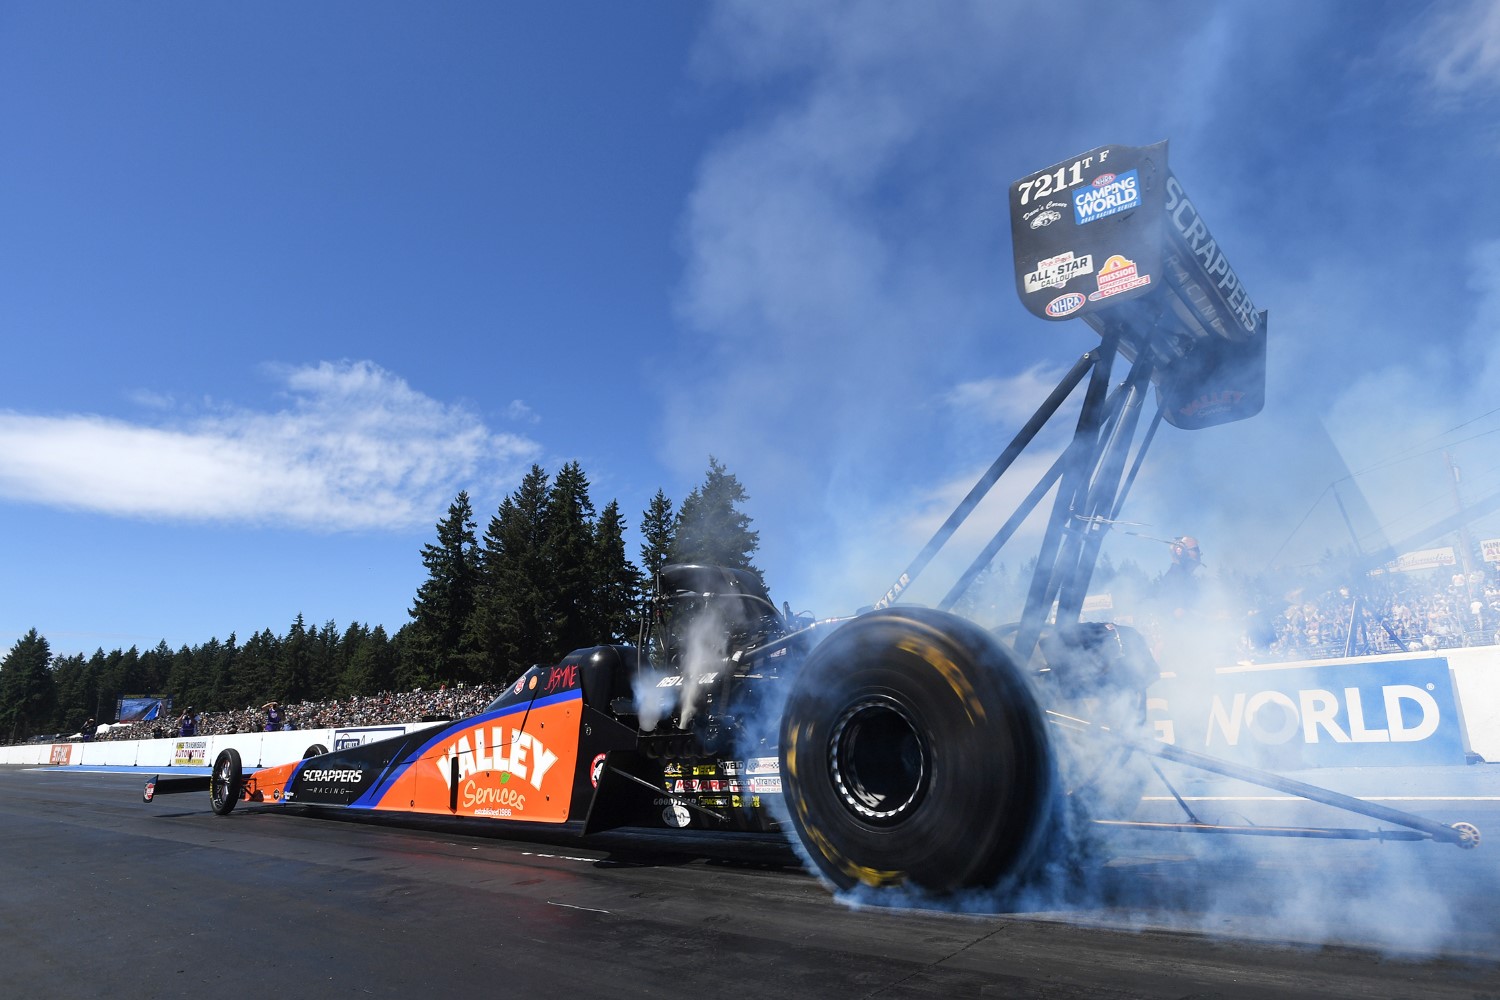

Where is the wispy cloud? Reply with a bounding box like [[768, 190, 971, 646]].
[[505, 399, 541, 425], [1407, 0, 1500, 94], [0, 360, 540, 530], [945, 365, 1075, 429]]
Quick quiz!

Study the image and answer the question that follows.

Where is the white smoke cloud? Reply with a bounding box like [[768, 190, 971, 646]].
[[0, 360, 540, 530], [668, 0, 1500, 954]]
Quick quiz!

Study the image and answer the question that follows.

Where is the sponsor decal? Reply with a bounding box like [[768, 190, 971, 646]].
[[1021, 199, 1068, 230], [663, 803, 692, 828], [1024, 251, 1094, 293], [662, 762, 684, 777], [1073, 168, 1140, 224], [721, 760, 743, 776], [1088, 254, 1152, 301], [692, 764, 718, 777], [1177, 389, 1245, 421], [874, 570, 911, 611], [661, 671, 721, 688], [746, 757, 780, 775], [367, 698, 579, 823], [590, 753, 608, 788], [1045, 292, 1087, 318], [513, 676, 525, 695], [433, 727, 560, 793], [543, 664, 579, 695], [459, 776, 530, 818], [749, 775, 783, 794], [1028, 209, 1062, 230], [301, 768, 365, 784], [727, 780, 743, 794], [527, 675, 538, 691], [673, 780, 686, 793], [1163, 175, 1259, 335]]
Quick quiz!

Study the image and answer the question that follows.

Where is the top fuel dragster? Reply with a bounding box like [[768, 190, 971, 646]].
[[144, 143, 1481, 895]]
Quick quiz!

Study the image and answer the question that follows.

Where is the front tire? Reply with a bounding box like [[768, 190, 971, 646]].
[[209, 748, 243, 815], [780, 608, 1055, 894]]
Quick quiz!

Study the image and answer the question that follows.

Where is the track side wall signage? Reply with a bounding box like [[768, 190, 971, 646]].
[[1149, 657, 1466, 769]]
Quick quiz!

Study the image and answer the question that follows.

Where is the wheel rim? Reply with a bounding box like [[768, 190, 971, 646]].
[[828, 696, 928, 824], [212, 759, 231, 806]]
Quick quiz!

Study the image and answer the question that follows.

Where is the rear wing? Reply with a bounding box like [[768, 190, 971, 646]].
[[1009, 141, 1267, 430]]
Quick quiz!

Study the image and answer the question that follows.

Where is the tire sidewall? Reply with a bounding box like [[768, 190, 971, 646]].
[[781, 609, 1053, 894], [210, 747, 243, 815]]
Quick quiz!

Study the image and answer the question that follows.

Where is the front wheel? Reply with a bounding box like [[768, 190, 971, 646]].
[[209, 748, 243, 815], [780, 608, 1055, 894]]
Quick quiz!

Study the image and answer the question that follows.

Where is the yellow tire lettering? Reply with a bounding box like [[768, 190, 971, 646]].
[[896, 633, 986, 725]]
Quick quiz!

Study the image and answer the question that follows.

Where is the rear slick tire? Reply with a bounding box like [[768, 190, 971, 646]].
[[209, 748, 243, 816], [779, 608, 1055, 895]]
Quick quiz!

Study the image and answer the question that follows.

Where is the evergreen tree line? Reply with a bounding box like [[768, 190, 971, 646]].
[[0, 457, 760, 742]]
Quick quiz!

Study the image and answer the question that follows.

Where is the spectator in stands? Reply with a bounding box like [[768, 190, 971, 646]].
[[1155, 535, 1203, 617], [263, 701, 282, 732], [80, 718, 97, 742], [178, 708, 197, 738]]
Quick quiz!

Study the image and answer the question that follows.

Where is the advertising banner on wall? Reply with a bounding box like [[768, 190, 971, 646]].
[[1482, 538, 1500, 563], [172, 740, 208, 767], [1380, 547, 1458, 574], [332, 726, 407, 752], [1148, 656, 1465, 769]]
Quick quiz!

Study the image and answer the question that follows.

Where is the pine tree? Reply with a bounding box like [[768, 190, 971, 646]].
[[51, 652, 89, 732], [594, 499, 644, 644], [276, 613, 313, 703], [207, 633, 241, 710], [342, 624, 396, 695], [639, 489, 675, 591], [470, 466, 554, 680], [408, 491, 480, 685], [0, 629, 56, 741], [237, 629, 280, 709], [544, 462, 598, 657], [671, 457, 762, 584]]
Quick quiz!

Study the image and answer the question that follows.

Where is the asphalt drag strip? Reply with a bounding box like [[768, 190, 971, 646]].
[[5, 765, 1500, 999]]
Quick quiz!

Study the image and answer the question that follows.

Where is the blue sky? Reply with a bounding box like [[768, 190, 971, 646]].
[[3, 1, 1499, 658]]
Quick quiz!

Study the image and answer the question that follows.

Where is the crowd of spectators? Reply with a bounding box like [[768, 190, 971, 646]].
[[1247, 571, 1500, 662], [94, 683, 504, 743], [69, 559, 1500, 742]]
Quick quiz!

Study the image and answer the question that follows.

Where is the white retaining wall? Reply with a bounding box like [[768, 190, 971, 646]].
[[0, 724, 443, 770], [5, 646, 1500, 769]]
